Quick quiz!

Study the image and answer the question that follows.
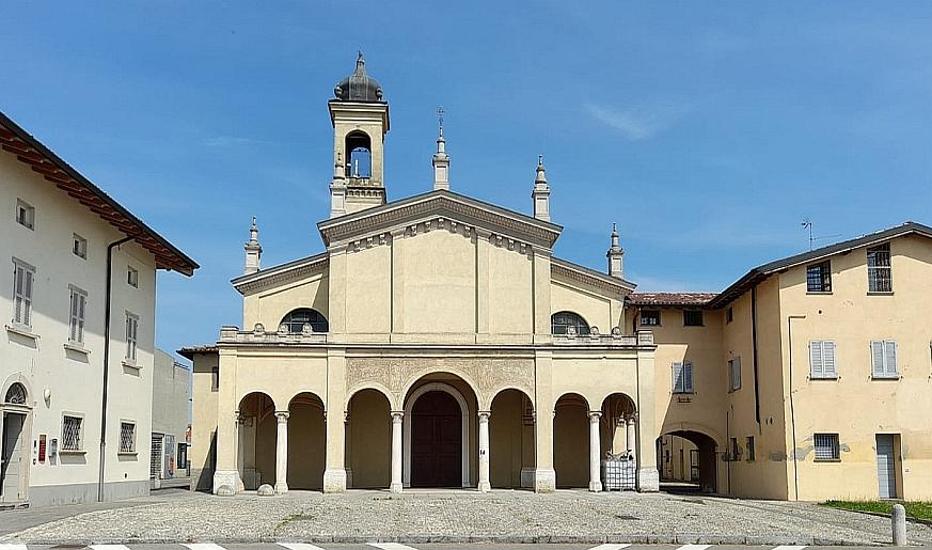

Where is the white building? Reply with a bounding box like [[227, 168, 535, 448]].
[[0, 112, 197, 507], [150, 349, 192, 489]]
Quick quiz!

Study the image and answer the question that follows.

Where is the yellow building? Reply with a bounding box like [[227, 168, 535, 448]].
[[183, 55, 932, 501]]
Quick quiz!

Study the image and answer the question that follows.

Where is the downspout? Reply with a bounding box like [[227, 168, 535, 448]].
[[751, 286, 761, 429], [787, 314, 806, 501], [98, 235, 136, 502]]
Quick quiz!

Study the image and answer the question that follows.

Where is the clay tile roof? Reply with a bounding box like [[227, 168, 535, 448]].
[[626, 292, 718, 308], [177, 345, 218, 360]]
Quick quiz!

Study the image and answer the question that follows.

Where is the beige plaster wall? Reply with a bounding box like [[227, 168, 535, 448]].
[[243, 272, 329, 331], [346, 388, 391, 488], [489, 389, 533, 487], [550, 280, 614, 332], [346, 244, 391, 333], [401, 230, 476, 334], [190, 352, 219, 491], [553, 394, 589, 487], [488, 246, 534, 334], [287, 396, 326, 490]]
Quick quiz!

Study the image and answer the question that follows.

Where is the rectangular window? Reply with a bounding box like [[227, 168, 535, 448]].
[[125, 312, 139, 361], [806, 261, 832, 293], [15, 199, 35, 230], [640, 310, 661, 326], [62, 415, 83, 451], [211, 367, 220, 392], [809, 340, 837, 379], [871, 340, 898, 378], [127, 266, 139, 288], [728, 357, 742, 391], [683, 310, 704, 327], [729, 437, 740, 461], [726, 307, 734, 324], [867, 243, 892, 293], [72, 234, 87, 259], [119, 422, 136, 453], [12, 259, 35, 327], [672, 361, 694, 394], [746, 436, 756, 461], [68, 286, 87, 344], [814, 433, 840, 461]]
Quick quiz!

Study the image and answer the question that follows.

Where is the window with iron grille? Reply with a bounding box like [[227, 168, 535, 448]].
[[672, 361, 694, 394], [12, 259, 35, 327], [728, 357, 742, 391], [640, 310, 661, 326], [683, 310, 704, 327], [867, 243, 892, 293], [550, 311, 590, 335], [280, 308, 329, 333], [809, 340, 837, 379], [119, 422, 136, 453], [814, 433, 840, 461], [125, 312, 139, 361], [68, 286, 87, 344], [806, 261, 832, 293], [62, 415, 83, 451], [871, 340, 898, 378]]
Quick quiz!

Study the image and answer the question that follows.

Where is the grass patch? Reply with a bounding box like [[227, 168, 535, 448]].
[[822, 500, 932, 521]]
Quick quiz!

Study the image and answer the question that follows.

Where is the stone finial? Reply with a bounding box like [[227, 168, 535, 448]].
[[607, 223, 624, 279], [330, 152, 347, 218], [244, 217, 262, 275], [432, 106, 450, 191], [532, 155, 551, 222]]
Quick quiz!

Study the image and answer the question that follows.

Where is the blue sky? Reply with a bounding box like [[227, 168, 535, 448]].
[[2, 2, 931, 358]]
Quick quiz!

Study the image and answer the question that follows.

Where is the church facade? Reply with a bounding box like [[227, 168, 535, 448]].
[[184, 55, 932, 501]]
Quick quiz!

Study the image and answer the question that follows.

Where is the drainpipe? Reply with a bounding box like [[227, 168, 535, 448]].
[[98, 235, 135, 502], [787, 314, 806, 502], [751, 286, 761, 429]]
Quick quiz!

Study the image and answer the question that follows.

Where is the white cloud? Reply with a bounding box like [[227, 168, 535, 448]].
[[584, 101, 689, 141]]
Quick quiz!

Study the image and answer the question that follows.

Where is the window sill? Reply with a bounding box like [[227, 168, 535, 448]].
[[118, 451, 138, 457], [806, 291, 833, 296], [871, 375, 901, 381], [867, 291, 894, 296], [814, 458, 842, 463], [122, 360, 141, 371], [64, 342, 90, 355], [5, 323, 38, 340], [58, 449, 86, 456], [810, 375, 838, 381]]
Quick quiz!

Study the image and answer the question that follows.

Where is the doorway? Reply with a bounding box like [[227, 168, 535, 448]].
[[410, 391, 462, 487], [876, 434, 900, 499], [1, 412, 27, 503]]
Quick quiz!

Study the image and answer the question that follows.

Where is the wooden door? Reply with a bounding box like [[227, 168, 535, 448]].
[[411, 391, 461, 487]]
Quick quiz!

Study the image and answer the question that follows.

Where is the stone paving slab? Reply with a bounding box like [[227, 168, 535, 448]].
[[1, 490, 931, 546]]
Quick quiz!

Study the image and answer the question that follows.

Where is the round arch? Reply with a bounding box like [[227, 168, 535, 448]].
[[488, 386, 534, 410], [553, 392, 591, 488], [1, 373, 32, 408], [345, 383, 396, 411], [553, 391, 591, 410], [346, 388, 393, 489], [287, 392, 326, 491], [489, 387, 536, 489], [658, 424, 723, 494], [403, 382, 470, 488], [399, 369, 482, 411], [551, 311, 590, 335], [236, 391, 276, 490], [279, 308, 329, 334]]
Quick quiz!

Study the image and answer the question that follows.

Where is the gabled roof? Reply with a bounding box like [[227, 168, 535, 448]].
[[551, 257, 637, 294], [318, 189, 563, 249], [0, 111, 198, 275], [627, 292, 717, 308], [708, 221, 932, 308], [231, 251, 329, 295]]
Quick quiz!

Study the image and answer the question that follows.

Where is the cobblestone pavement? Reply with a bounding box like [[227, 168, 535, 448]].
[[0, 544, 926, 550], [2, 490, 931, 546]]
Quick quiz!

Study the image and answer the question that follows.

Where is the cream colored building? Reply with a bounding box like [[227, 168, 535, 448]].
[[184, 55, 932, 501], [0, 112, 197, 506]]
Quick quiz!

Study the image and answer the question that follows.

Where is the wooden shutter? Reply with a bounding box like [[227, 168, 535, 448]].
[[810, 341, 823, 377], [683, 361, 694, 393], [672, 362, 683, 393], [822, 341, 836, 376], [884, 340, 897, 376], [871, 341, 885, 377], [734, 357, 742, 389]]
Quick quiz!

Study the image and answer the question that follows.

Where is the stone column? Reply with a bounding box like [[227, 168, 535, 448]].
[[478, 411, 491, 492], [323, 348, 347, 493], [588, 411, 603, 492], [213, 349, 242, 494], [390, 411, 404, 493], [533, 349, 556, 492], [635, 332, 660, 492], [626, 417, 637, 459], [274, 411, 289, 494], [344, 412, 353, 489]]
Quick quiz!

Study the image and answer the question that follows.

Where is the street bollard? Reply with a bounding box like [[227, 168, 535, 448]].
[[892, 503, 907, 546]]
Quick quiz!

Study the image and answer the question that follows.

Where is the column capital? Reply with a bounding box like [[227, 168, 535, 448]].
[[478, 410, 491, 422], [391, 410, 404, 422], [275, 410, 290, 422], [588, 410, 603, 421]]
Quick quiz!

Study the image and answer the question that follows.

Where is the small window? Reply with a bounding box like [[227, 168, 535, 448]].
[[728, 356, 742, 391], [211, 367, 220, 392], [12, 259, 35, 327], [672, 361, 694, 394], [280, 308, 329, 334], [726, 307, 734, 324], [125, 312, 139, 361], [72, 234, 87, 259], [15, 199, 35, 230], [68, 286, 88, 344], [4, 382, 27, 405], [62, 415, 83, 451], [809, 340, 837, 379], [551, 311, 590, 335], [814, 433, 840, 461], [746, 436, 756, 461], [867, 243, 892, 293], [806, 261, 831, 293], [127, 266, 139, 288], [119, 422, 136, 453], [729, 437, 740, 461], [640, 310, 661, 326], [870, 340, 898, 379], [683, 310, 703, 327]]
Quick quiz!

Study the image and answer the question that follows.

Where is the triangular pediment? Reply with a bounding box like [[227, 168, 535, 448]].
[[318, 189, 563, 249]]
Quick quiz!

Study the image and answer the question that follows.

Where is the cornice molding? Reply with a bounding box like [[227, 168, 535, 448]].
[[231, 253, 329, 295], [551, 257, 636, 296]]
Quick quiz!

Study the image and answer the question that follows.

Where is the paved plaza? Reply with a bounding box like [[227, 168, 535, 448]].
[[1, 490, 931, 546]]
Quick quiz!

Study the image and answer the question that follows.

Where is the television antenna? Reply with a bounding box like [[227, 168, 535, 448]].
[[801, 218, 842, 251]]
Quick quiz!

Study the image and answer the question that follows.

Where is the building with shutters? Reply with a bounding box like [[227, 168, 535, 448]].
[[0, 112, 198, 507], [182, 54, 932, 502]]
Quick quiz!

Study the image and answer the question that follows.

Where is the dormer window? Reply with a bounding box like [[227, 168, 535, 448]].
[[16, 199, 34, 230]]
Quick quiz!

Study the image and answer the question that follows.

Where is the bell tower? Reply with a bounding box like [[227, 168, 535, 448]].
[[328, 52, 390, 217]]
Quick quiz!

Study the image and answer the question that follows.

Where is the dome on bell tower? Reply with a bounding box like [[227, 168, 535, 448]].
[[333, 52, 384, 102]]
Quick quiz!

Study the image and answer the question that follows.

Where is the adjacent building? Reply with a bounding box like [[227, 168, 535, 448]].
[[183, 55, 932, 502], [0, 112, 197, 506], [151, 349, 192, 490]]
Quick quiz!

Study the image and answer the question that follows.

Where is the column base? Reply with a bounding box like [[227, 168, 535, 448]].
[[637, 467, 660, 492], [275, 481, 288, 494], [478, 481, 491, 493], [389, 482, 404, 494], [323, 468, 347, 493], [212, 470, 241, 495], [534, 468, 556, 493], [520, 467, 535, 488], [589, 480, 603, 492]]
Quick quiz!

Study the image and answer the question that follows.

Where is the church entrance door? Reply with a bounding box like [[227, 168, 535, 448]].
[[410, 391, 461, 487]]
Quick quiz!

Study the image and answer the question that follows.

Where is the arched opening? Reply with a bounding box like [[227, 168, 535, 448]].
[[489, 389, 535, 489], [599, 393, 638, 491], [346, 388, 391, 488], [345, 131, 372, 178], [1, 381, 31, 502], [403, 373, 477, 488], [553, 392, 589, 488], [551, 311, 590, 335], [4, 383, 27, 405], [657, 430, 718, 494], [237, 392, 276, 490], [280, 308, 329, 334], [287, 392, 325, 490]]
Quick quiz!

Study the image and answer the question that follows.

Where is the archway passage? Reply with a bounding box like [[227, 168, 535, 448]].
[[657, 430, 718, 493], [346, 389, 391, 488], [553, 393, 589, 488], [489, 389, 535, 489], [237, 392, 276, 490], [287, 392, 325, 490], [411, 391, 461, 487]]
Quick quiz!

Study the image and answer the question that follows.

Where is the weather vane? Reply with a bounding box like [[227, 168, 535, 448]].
[[437, 106, 445, 131]]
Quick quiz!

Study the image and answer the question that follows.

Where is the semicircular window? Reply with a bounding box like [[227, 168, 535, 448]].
[[280, 308, 329, 334], [4, 382, 27, 405], [551, 311, 590, 335]]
